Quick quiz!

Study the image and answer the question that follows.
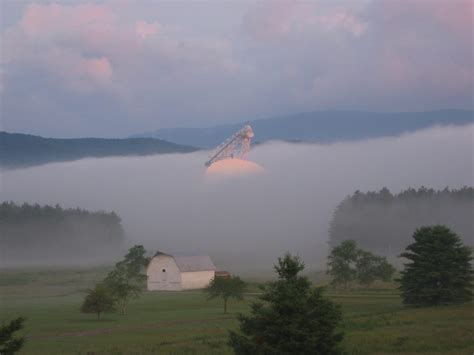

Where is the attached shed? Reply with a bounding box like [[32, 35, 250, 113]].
[[147, 251, 216, 291]]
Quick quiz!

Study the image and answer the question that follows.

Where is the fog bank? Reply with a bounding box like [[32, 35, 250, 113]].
[[1, 125, 472, 271]]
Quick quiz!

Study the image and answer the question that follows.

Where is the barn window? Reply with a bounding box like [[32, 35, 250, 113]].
[[162, 269, 166, 272]]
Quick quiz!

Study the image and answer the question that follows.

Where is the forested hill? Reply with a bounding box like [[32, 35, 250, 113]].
[[133, 109, 473, 148], [0, 131, 197, 168], [329, 187, 473, 256], [0, 202, 125, 266]]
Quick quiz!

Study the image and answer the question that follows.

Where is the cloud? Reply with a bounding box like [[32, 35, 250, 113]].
[[243, 1, 367, 40], [3, 3, 119, 94], [1, 2, 241, 136], [1, 1, 472, 137], [20, 3, 116, 38], [135, 21, 160, 40], [243, 0, 299, 40], [244, 0, 472, 112], [76, 57, 113, 85], [316, 10, 367, 36], [368, 0, 473, 39]]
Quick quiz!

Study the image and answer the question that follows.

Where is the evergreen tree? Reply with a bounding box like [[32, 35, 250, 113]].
[[399, 225, 473, 306], [0, 317, 25, 355], [229, 253, 344, 354]]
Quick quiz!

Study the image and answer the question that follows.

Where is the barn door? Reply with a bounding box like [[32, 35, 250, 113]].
[[161, 268, 167, 281]]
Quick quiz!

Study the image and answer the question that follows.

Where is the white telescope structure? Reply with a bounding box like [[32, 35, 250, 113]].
[[204, 125, 254, 167]]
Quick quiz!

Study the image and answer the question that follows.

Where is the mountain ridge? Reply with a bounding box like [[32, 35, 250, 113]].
[[132, 109, 473, 148], [0, 132, 198, 169]]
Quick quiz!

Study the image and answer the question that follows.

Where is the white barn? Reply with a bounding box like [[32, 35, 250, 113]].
[[147, 251, 216, 291]]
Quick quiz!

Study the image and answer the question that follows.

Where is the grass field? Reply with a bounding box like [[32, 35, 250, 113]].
[[0, 267, 472, 354]]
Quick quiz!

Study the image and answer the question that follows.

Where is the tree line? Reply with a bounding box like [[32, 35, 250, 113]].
[[329, 186, 473, 255], [0, 202, 125, 264]]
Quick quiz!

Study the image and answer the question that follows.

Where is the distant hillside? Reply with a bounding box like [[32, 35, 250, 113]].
[[0, 132, 197, 168], [133, 109, 473, 148]]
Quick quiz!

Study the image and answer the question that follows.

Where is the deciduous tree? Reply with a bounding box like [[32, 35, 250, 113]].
[[205, 276, 245, 314], [103, 245, 150, 315], [327, 240, 358, 288], [80, 283, 116, 319], [356, 250, 395, 286], [328, 240, 396, 288]]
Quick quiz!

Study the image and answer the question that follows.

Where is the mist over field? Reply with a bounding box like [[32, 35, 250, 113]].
[[1, 124, 472, 271]]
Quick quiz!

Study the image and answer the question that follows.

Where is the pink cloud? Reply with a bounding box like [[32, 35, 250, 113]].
[[431, 0, 473, 37], [21, 3, 115, 38], [5, 1, 240, 97], [370, 0, 473, 38], [244, 1, 367, 40], [318, 10, 367, 36], [244, 0, 299, 40], [35, 47, 114, 93], [135, 21, 160, 40], [77, 57, 113, 83], [364, 0, 472, 103], [9, 3, 126, 93]]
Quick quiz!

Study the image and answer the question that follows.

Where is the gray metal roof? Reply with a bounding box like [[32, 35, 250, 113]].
[[172, 255, 216, 272]]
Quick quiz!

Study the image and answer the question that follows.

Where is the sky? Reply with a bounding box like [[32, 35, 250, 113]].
[[2, 124, 472, 269], [0, 0, 472, 138]]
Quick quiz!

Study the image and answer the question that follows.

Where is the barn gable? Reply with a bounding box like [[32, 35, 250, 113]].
[[146, 253, 182, 291]]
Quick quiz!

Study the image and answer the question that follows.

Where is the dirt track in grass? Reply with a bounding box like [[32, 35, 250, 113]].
[[28, 316, 234, 339]]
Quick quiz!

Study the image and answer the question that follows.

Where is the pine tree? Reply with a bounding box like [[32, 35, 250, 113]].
[[0, 317, 25, 355], [399, 225, 473, 306], [229, 253, 344, 354]]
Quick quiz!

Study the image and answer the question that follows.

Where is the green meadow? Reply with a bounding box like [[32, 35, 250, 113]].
[[0, 267, 472, 354]]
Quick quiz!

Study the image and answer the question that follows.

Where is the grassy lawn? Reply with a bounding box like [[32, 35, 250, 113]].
[[0, 267, 472, 354]]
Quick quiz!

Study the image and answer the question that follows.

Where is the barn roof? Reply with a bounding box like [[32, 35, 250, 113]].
[[151, 251, 216, 272], [172, 255, 216, 272]]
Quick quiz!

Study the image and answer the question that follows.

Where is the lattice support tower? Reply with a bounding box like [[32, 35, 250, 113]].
[[204, 125, 255, 167]]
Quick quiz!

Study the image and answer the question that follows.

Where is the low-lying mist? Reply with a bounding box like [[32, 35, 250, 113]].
[[1, 124, 472, 271]]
